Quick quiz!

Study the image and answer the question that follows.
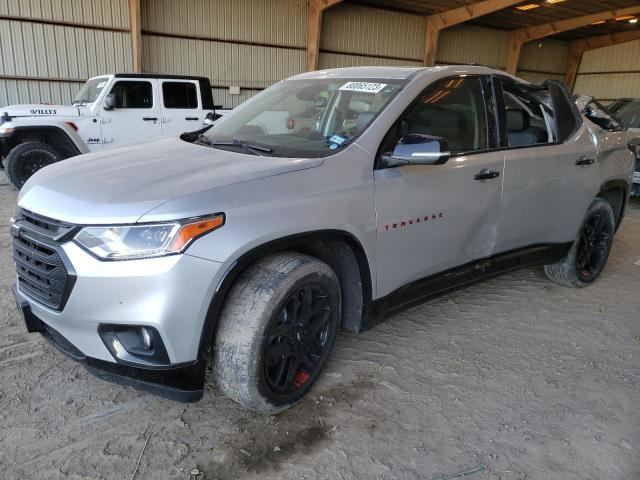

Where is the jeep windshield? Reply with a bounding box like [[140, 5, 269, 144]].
[[200, 78, 405, 158], [72, 77, 109, 105]]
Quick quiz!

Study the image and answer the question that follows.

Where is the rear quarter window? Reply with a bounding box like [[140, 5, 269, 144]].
[[162, 82, 198, 109]]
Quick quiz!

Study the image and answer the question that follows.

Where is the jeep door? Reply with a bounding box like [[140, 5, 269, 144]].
[[100, 79, 162, 146], [494, 79, 599, 252], [374, 76, 505, 297], [158, 79, 202, 136]]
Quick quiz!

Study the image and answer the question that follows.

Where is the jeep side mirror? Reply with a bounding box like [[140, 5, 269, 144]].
[[381, 134, 450, 168], [203, 111, 222, 126], [103, 93, 117, 111]]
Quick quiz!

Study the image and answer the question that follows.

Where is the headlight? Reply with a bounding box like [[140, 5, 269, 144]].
[[74, 214, 224, 260]]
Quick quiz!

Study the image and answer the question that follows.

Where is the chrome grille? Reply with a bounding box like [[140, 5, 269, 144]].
[[11, 209, 76, 311]]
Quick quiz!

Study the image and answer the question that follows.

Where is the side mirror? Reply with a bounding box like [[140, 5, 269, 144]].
[[628, 137, 640, 157], [588, 114, 615, 131], [103, 93, 117, 111], [381, 134, 450, 168], [203, 111, 222, 126]]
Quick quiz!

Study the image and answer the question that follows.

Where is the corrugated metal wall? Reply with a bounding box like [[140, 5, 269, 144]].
[[141, 0, 306, 108], [574, 40, 640, 100], [319, 3, 423, 68], [0, 0, 576, 108], [0, 0, 132, 106], [437, 25, 507, 68], [320, 4, 566, 86], [517, 39, 567, 84]]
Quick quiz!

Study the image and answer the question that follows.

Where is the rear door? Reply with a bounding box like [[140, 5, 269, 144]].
[[373, 75, 505, 297], [494, 78, 598, 253], [100, 79, 162, 146], [159, 79, 202, 136]]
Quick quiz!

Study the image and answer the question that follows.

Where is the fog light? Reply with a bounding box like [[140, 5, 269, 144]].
[[98, 324, 170, 366], [139, 327, 153, 350]]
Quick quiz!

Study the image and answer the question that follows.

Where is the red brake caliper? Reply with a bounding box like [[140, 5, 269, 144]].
[[293, 371, 310, 388]]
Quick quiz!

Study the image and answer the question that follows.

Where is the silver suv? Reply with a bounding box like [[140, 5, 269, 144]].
[[10, 66, 636, 413]]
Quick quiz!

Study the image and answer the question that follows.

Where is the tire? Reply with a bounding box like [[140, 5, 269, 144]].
[[5, 141, 61, 188], [213, 252, 341, 414], [544, 197, 615, 287]]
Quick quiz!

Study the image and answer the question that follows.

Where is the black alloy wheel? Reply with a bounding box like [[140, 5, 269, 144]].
[[575, 211, 613, 282], [264, 283, 333, 395]]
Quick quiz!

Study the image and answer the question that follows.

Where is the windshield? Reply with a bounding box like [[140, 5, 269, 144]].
[[201, 78, 405, 158], [72, 77, 109, 105], [614, 100, 640, 128]]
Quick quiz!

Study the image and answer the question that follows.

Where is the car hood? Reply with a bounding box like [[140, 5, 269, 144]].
[[1, 104, 80, 118], [18, 137, 323, 224]]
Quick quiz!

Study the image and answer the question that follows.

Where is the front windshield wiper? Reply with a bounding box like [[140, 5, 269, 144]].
[[210, 139, 273, 156]]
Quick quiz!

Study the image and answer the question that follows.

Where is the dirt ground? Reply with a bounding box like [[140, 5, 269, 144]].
[[0, 180, 639, 480]]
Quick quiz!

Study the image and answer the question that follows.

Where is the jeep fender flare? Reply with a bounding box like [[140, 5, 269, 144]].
[[1, 121, 88, 158]]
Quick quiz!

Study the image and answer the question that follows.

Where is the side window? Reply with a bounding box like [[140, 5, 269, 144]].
[[162, 81, 198, 109], [380, 77, 490, 157], [109, 81, 153, 109], [501, 83, 553, 147]]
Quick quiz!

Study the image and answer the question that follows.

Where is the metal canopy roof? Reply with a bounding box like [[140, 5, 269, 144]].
[[349, 0, 640, 40]]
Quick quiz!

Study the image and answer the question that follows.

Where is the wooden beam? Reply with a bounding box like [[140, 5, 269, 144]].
[[307, 0, 342, 72], [505, 4, 640, 74], [565, 29, 640, 92], [424, 0, 523, 66], [572, 28, 640, 51], [129, 0, 142, 73]]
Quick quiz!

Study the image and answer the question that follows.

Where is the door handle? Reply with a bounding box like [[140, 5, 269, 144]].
[[474, 169, 500, 181], [185, 116, 199, 121], [576, 156, 595, 166], [142, 117, 158, 121]]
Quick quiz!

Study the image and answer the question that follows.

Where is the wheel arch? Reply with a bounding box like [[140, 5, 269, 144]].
[[197, 229, 374, 362], [2, 126, 83, 159], [597, 179, 628, 231]]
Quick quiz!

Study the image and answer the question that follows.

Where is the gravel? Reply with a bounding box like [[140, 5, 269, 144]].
[[1, 181, 639, 479]]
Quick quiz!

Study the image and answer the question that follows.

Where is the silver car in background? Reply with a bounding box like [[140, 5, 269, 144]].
[[11, 66, 636, 413]]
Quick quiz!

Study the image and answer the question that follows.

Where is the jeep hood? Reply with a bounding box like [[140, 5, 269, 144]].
[[18, 137, 323, 225], [1, 104, 80, 118]]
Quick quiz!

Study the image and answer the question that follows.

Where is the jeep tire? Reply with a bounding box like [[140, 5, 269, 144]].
[[213, 252, 341, 414], [5, 141, 61, 188], [544, 197, 615, 287]]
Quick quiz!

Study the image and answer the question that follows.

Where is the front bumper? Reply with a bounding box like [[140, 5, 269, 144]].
[[14, 241, 229, 401], [14, 283, 206, 401]]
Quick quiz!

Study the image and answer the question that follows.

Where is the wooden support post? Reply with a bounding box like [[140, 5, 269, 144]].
[[505, 32, 524, 75], [307, 0, 342, 72], [423, 0, 523, 66], [564, 43, 584, 92], [129, 0, 142, 73]]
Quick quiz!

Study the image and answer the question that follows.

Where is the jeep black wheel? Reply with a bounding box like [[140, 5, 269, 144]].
[[544, 198, 615, 287], [213, 252, 341, 413], [5, 141, 61, 188]]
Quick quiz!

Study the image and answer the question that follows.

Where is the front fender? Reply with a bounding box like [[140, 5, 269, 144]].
[[0, 118, 89, 155]]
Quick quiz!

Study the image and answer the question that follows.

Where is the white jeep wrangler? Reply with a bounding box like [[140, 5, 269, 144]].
[[0, 74, 227, 187]]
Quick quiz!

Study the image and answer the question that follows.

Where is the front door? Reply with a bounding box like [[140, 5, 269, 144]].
[[374, 76, 504, 297], [159, 79, 202, 136], [100, 79, 162, 147]]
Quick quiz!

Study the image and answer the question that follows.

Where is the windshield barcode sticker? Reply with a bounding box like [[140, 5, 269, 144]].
[[339, 82, 387, 94]]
